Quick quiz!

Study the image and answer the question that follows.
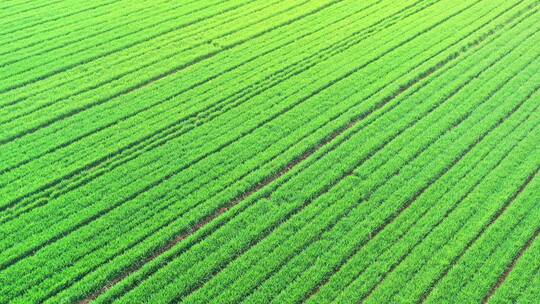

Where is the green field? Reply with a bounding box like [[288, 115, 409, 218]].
[[1, 0, 540, 303]]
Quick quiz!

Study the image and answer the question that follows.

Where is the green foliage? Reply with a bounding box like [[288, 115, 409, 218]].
[[1, 0, 539, 303]]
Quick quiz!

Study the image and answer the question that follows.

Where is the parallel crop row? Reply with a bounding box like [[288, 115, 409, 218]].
[[92, 3, 540, 302], [1, 0, 538, 303], [3, 1, 486, 301]]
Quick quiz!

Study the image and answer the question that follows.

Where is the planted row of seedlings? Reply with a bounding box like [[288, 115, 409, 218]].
[[364, 130, 540, 303], [0, 0, 520, 276], [229, 31, 540, 304], [0, 0, 476, 280], [0, 0, 398, 170], [117, 21, 540, 301], [0, 0, 434, 222], [0, 0, 181, 76], [0, 0, 460, 249], [1, 0, 537, 302], [0, 0, 120, 36], [0, 0, 464, 232], [0, 0, 364, 195], [85, 6, 540, 302], [2, 0, 324, 92], [296, 92, 540, 304], [0, 0, 67, 20], [0, 0, 167, 58], [0, 0, 294, 88], [190, 71, 540, 304], [0, 1, 512, 302], [0, 0, 506, 274], [314, 54, 540, 304], [0, 0, 260, 86], [488, 222, 540, 303], [0, 0, 300, 115], [0, 0, 448, 274], [0, 0, 376, 163], [425, 144, 540, 303], [0, 0, 397, 116]]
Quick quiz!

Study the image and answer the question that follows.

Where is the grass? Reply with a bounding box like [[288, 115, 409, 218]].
[[1, 0, 539, 303]]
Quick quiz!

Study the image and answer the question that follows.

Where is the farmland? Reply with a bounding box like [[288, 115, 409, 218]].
[[1, 0, 540, 303]]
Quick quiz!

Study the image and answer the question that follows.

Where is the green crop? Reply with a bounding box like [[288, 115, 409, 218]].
[[1, 0, 539, 303]]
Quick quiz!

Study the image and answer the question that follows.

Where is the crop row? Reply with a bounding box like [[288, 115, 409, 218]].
[[0, 0, 259, 86], [85, 8, 540, 302], [486, 227, 540, 303], [0, 0, 344, 108], [0, 0, 219, 59], [188, 56, 540, 304], [0, 0, 468, 272], [0, 0, 390, 170], [305, 91, 540, 304], [0, 0, 452, 268], [0, 0, 294, 88], [0, 0, 440, 245], [323, 58, 540, 304], [424, 145, 540, 303], [0, 0, 472, 228], [0, 0, 180, 76], [114, 25, 540, 302], [1, 0, 537, 302], [0, 0, 516, 302], [0, 0, 406, 175], [0, 0, 295, 119], [489, 229, 540, 303], [0, 0, 511, 272], [0, 0, 466, 251], [252, 34, 540, 304], [0, 0, 120, 37], [0, 0, 370, 200]]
